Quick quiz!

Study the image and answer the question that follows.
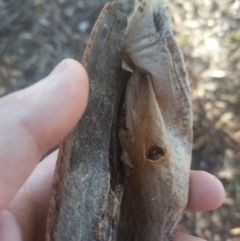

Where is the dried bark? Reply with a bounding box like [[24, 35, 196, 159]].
[[46, 2, 130, 241]]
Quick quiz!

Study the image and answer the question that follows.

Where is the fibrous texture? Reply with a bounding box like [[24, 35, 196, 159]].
[[119, 0, 193, 240], [46, 2, 129, 241]]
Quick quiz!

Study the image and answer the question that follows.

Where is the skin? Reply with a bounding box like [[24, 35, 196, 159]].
[[0, 59, 225, 241]]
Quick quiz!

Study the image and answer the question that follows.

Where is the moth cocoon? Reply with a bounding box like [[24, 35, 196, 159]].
[[119, 0, 193, 240]]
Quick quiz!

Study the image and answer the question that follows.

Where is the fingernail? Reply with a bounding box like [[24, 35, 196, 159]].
[[49, 61, 66, 77]]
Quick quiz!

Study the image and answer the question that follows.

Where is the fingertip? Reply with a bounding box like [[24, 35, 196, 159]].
[[188, 171, 225, 211], [61, 58, 89, 90], [207, 173, 225, 209], [32, 58, 89, 153], [59, 58, 89, 118]]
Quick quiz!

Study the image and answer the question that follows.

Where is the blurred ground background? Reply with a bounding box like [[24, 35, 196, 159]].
[[0, 0, 239, 240]]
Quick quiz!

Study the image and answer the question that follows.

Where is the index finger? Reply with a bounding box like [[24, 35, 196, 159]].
[[187, 170, 225, 211]]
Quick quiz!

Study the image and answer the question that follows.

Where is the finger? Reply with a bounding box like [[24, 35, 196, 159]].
[[6, 151, 59, 241], [174, 232, 206, 241], [0, 59, 88, 211], [187, 170, 225, 211], [0, 210, 23, 241]]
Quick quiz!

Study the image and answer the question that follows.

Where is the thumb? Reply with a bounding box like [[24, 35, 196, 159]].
[[0, 59, 88, 210]]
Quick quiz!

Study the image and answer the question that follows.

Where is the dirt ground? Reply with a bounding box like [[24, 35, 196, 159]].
[[0, 0, 239, 240]]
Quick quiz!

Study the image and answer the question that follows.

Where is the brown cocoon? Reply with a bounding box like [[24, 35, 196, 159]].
[[119, 1, 193, 240]]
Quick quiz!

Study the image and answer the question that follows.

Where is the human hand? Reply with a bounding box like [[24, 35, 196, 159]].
[[0, 59, 224, 241], [0, 59, 89, 241]]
